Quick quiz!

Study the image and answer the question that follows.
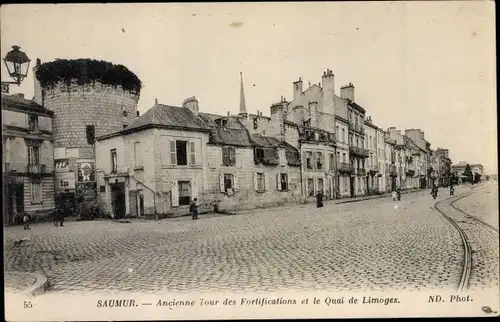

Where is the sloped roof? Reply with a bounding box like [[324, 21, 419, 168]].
[[208, 127, 253, 147], [1, 94, 54, 116], [198, 113, 253, 147], [124, 104, 209, 133]]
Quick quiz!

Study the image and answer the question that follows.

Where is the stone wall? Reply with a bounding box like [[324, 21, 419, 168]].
[[205, 145, 302, 212], [23, 176, 55, 215], [42, 81, 139, 150]]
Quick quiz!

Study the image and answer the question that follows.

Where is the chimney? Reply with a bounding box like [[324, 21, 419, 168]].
[[270, 102, 285, 140], [308, 101, 318, 128], [321, 68, 335, 119], [260, 112, 263, 117], [182, 96, 199, 116], [227, 111, 230, 117], [340, 82, 355, 101], [155, 98, 158, 105], [293, 77, 303, 102], [32, 58, 43, 105]]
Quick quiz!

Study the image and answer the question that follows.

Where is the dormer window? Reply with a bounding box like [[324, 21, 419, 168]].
[[253, 118, 258, 130], [28, 114, 38, 133], [216, 119, 228, 128]]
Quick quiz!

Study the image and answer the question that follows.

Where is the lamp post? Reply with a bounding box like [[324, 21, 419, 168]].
[[1, 46, 31, 94]]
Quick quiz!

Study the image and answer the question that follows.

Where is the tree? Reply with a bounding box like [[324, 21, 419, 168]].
[[463, 164, 473, 184]]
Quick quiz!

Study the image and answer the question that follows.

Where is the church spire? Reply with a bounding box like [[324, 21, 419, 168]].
[[239, 72, 247, 116]]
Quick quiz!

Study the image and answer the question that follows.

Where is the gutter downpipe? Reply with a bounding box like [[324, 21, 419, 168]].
[[130, 176, 157, 219]]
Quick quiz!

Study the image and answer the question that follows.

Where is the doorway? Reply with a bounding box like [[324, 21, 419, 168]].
[[8, 183, 24, 224], [350, 176, 355, 197], [111, 183, 126, 219]]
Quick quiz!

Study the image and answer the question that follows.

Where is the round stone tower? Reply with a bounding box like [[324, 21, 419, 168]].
[[33, 58, 141, 210]]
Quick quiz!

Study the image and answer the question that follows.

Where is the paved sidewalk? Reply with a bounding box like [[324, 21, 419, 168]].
[[4, 271, 49, 296]]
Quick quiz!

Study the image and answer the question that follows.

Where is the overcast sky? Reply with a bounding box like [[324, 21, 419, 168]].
[[1, 2, 496, 173]]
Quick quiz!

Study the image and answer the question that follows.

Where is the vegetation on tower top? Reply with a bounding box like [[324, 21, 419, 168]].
[[35, 58, 142, 95]]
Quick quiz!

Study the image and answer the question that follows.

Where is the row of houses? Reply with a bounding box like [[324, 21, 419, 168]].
[[93, 70, 456, 217], [2, 65, 469, 222]]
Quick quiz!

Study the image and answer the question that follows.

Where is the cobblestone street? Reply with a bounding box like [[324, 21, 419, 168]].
[[4, 184, 497, 295]]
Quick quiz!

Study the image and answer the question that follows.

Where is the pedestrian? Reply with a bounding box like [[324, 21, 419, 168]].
[[392, 190, 398, 201], [53, 208, 59, 227], [191, 198, 199, 220], [450, 185, 454, 196], [59, 203, 66, 227], [23, 213, 30, 230], [396, 188, 401, 201], [316, 190, 324, 208]]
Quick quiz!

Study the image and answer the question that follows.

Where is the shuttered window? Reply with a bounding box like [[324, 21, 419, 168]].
[[222, 146, 236, 166], [189, 142, 196, 165]]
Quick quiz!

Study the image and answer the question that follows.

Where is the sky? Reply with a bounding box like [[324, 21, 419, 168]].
[[1, 2, 497, 174]]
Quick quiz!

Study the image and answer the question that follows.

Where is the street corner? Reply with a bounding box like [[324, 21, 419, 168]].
[[4, 271, 49, 297]]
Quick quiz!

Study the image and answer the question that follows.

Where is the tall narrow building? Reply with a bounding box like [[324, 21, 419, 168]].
[[239, 72, 248, 116]]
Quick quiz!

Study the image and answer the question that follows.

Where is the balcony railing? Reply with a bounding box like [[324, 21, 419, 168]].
[[357, 168, 367, 176], [338, 162, 353, 173], [368, 164, 380, 174], [27, 164, 47, 175], [348, 122, 365, 134], [406, 169, 416, 177], [349, 146, 370, 158]]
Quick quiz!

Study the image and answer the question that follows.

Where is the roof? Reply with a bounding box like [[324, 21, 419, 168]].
[[1, 94, 54, 116], [208, 127, 253, 147], [127, 104, 209, 132], [346, 99, 366, 114], [198, 113, 253, 147]]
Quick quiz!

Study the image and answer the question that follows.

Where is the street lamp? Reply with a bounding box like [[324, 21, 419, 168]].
[[1, 45, 31, 94]]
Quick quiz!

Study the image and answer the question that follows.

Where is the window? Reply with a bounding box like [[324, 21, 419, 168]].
[[99, 185, 106, 193], [110, 149, 117, 173], [278, 173, 288, 191], [31, 181, 42, 203], [316, 152, 323, 170], [189, 142, 196, 164], [256, 172, 265, 191], [253, 118, 258, 129], [336, 126, 339, 139], [342, 129, 345, 142], [356, 138, 359, 148], [349, 134, 353, 146], [255, 148, 265, 162], [317, 178, 324, 193], [178, 181, 191, 206], [329, 153, 335, 170], [223, 146, 236, 166], [134, 142, 142, 169], [307, 178, 315, 196], [28, 145, 40, 165], [28, 114, 38, 132], [342, 153, 346, 163], [306, 152, 313, 170], [170, 140, 188, 165], [224, 174, 234, 191]]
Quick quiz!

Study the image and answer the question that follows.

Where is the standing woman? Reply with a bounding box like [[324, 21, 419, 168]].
[[316, 190, 324, 208]]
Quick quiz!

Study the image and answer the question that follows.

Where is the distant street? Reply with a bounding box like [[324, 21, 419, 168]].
[[4, 183, 498, 295]]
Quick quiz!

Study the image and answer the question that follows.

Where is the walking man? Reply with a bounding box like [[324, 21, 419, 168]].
[[191, 198, 199, 220], [23, 213, 30, 230]]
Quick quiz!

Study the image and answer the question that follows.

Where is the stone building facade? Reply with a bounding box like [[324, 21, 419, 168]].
[[95, 96, 302, 216], [2, 94, 55, 224], [33, 58, 141, 213], [95, 98, 209, 218], [201, 111, 302, 211]]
